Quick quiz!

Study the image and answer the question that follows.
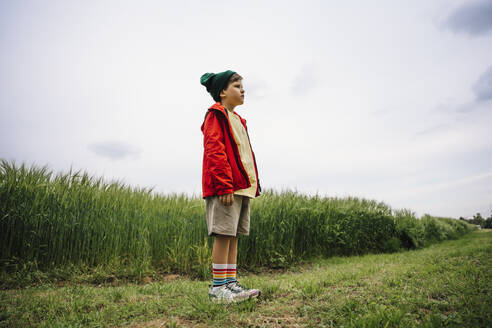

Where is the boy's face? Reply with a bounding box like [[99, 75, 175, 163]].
[[220, 79, 244, 108]]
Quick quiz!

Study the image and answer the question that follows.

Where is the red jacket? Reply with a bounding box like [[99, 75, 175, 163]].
[[201, 102, 261, 198]]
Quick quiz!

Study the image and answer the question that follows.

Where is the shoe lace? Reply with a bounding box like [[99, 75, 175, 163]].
[[229, 281, 247, 291]]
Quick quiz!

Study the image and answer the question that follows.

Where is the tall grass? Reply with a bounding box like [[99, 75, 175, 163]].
[[0, 159, 476, 281]]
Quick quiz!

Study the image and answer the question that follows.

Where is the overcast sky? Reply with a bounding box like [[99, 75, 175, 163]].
[[1, 0, 491, 219]]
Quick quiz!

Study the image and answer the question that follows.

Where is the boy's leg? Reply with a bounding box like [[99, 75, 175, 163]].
[[212, 235, 231, 263], [212, 235, 231, 287], [227, 236, 238, 264], [224, 197, 261, 298], [226, 236, 238, 284]]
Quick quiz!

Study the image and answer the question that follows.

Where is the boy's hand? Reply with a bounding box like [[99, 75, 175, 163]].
[[219, 193, 234, 206]]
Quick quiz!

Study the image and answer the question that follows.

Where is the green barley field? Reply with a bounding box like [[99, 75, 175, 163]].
[[1, 159, 489, 327], [0, 159, 475, 288]]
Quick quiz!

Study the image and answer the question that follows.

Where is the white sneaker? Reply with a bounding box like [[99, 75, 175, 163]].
[[208, 284, 242, 304], [226, 281, 261, 299]]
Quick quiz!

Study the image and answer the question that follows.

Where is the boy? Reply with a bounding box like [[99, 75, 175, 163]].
[[200, 70, 262, 303]]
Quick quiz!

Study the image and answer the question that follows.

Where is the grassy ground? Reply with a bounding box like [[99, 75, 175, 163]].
[[1, 230, 490, 328]]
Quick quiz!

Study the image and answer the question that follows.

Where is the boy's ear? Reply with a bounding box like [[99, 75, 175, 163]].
[[219, 87, 227, 99]]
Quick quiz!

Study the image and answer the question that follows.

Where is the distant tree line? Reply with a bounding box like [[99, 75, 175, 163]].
[[459, 211, 492, 229]]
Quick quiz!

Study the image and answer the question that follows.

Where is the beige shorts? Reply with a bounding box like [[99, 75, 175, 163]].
[[205, 194, 251, 237]]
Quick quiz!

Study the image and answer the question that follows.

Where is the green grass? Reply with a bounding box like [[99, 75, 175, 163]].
[[1, 230, 490, 327], [0, 159, 476, 288]]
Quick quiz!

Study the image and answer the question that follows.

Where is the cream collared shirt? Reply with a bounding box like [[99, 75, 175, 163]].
[[226, 109, 257, 198]]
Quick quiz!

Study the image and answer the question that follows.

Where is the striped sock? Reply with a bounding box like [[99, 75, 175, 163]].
[[225, 263, 237, 284], [212, 263, 227, 287]]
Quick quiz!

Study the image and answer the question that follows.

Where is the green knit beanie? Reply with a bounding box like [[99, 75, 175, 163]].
[[200, 70, 236, 102]]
